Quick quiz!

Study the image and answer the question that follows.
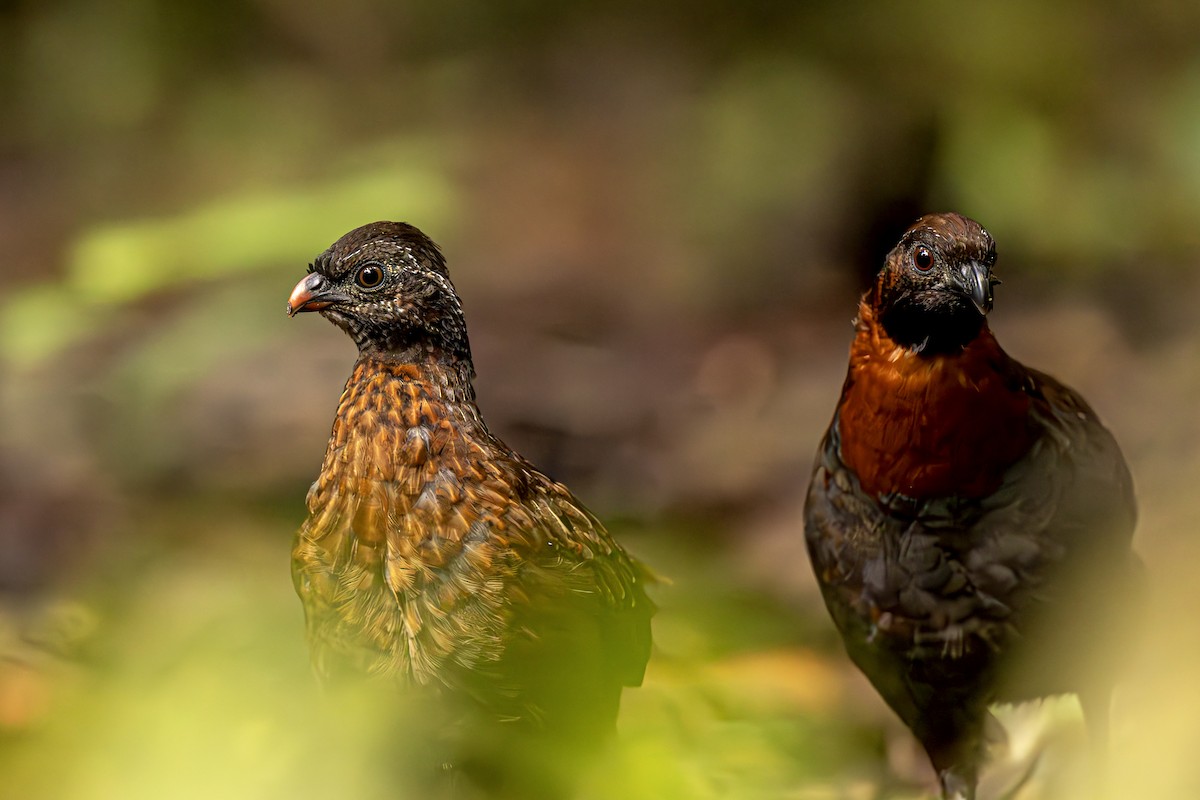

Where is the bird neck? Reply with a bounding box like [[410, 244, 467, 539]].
[[834, 300, 1036, 500], [358, 346, 477, 398], [318, 353, 487, 487], [355, 328, 474, 375]]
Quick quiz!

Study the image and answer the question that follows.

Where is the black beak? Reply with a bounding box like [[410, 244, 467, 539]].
[[287, 273, 343, 317], [951, 260, 994, 315]]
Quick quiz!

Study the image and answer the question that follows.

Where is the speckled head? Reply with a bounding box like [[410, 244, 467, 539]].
[[870, 212, 999, 355], [287, 221, 471, 363]]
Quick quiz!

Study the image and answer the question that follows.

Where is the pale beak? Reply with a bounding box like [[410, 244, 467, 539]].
[[287, 273, 337, 317]]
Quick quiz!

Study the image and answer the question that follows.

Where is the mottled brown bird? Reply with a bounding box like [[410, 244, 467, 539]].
[[804, 213, 1140, 799], [286, 222, 653, 796]]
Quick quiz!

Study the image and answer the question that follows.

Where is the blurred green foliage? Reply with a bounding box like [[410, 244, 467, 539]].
[[1, 140, 454, 364]]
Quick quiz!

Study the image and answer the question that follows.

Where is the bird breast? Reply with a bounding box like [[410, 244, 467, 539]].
[[295, 359, 520, 682], [836, 316, 1036, 500]]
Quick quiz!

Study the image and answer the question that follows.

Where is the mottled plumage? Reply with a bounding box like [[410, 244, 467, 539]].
[[804, 213, 1139, 799], [287, 222, 653, 795]]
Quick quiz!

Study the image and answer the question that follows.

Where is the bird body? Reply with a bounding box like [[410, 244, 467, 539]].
[[287, 222, 652, 794], [804, 213, 1138, 799]]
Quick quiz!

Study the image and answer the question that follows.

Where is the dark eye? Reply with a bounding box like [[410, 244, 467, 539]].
[[355, 264, 384, 289], [912, 246, 934, 272]]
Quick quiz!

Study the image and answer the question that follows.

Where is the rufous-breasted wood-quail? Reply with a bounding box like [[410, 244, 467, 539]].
[[804, 213, 1140, 799]]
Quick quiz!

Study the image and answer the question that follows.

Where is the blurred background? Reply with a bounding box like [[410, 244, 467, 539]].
[[1, 1, 1199, 797]]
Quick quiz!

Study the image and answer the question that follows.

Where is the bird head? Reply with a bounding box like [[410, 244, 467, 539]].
[[871, 212, 999, 354], [287, 221, 471, 362]]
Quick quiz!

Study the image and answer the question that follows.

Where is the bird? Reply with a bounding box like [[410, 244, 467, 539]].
[[286, 221, 654, 797], [803, 212, 1140, 799]]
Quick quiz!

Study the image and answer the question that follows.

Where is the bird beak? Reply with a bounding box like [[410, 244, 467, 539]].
[[951, 260, 994, 315], [287, 273, 337, 317]]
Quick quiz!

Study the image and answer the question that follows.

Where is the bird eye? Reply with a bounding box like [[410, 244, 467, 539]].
[[912, 246, 935, 272], [355, 264, 385, 289]]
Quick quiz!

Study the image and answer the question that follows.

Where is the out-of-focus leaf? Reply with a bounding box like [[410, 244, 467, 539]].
[[1, 143, 456, 366], [71, 153, 455, 304]]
